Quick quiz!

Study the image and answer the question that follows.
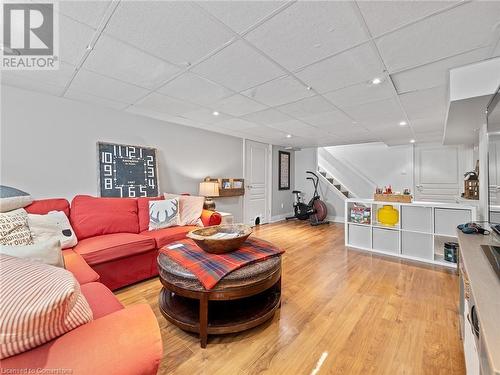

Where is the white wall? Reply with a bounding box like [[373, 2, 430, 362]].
[[322, 143, 413, 196], [1, 86, 244, 221]]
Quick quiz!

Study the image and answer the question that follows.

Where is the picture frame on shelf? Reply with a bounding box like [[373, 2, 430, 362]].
[[278, 151, 290, 190]]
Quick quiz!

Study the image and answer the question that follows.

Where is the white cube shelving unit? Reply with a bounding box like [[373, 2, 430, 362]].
[[345, 199, 476, 268]]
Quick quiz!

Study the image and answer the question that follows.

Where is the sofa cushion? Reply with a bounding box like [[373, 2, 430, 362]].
[[74, 233, 156, 266], [63, 249, 100, 285], [25, 198, 70, 217], [70, 195, 139, 240], [140, 226, 196, 248], [137, 196, 164, 232], [80, 282, 123, 319], [0, 254, 93, 359]]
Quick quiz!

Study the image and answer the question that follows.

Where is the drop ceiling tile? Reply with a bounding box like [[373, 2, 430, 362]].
[[392, 47, 490, 93], [376, 1, 500, 72], [59, 15, 95, 65], [399, 85, 447, 121], [104, 1, 234, 64], [241, 108, 293, 125], [126, 105, 200, 126], [158, 73, 232, 106], [211, 94, 267, 116], [276, 95, 338, 120], [324, 80, 394, 109], [217, 118, 260, 130], [241, 75, 314, 106], [266, 119, 319, 137], [343, 97, 406, 126], [181, 108, 233, 124], [59, 1, 111, 28], [192, 40, 285, 92], [64, 88, 129, 110], [245, 1, 369, 70], [410, 117, 446, 133], [0, 61, 76, 87], [1, 75, 65, 97], [239, 125, 288, 139], [133, 92, 201, 117], [196, 1, 286, 33], [84, 35, 180, 90], [357, 1, 457, 37], [295, 43, 384, 93], [70, 69, 149, 103], [300, 110, 354, 131]]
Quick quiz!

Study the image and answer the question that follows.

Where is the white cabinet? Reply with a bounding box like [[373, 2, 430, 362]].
[[434, 208, 471, 236], [345, 199, 476, 268], [372, 228, 399, 254]]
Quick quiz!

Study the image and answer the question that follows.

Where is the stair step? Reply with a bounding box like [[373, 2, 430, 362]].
[[334, 184, 341, 190], [319, 171, 326, 177], [327, 178, 334, 184], [342, 191, 349, 197]]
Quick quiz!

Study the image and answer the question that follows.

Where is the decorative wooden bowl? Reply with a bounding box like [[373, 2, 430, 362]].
[[187, 224, 252, 254]]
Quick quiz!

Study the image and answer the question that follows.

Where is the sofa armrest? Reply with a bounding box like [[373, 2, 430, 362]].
[[200, 209, 222, 226], [1, 305, 162, 375], [63, 249, 100, 285]]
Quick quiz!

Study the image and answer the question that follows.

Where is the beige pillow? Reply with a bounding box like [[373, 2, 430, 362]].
[[149, 198, 180, 230], [164, 193, 205, 226], [28, 211, 78, 249], [0, 254, 93, 359], [0, 209, 33, 246], [0, 238, 64, 268]]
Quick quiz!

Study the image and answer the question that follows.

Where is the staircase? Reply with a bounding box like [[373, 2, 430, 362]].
[[317, 168, 352, 199]]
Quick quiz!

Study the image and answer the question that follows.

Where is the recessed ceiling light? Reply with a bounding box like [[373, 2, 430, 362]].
[[212, 111, 219, 116], [410, 139, 416, 144], [399, 121, 407, 126], [286, 134, 292, 138], [371, 77, 382, 85], [306, 86, 312, 91]]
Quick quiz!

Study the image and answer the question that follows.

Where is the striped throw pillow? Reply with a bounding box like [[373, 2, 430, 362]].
[[0, 254, 93, 359]]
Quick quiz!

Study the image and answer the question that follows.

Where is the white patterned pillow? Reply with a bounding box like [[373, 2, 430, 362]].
[[28, 211, 78, 249], [0, 254, 93, 359], [164, 193, 204, 226], [0, 238, 64, 268], [0, 209, 33, 246], [148, 198, 180, 230]]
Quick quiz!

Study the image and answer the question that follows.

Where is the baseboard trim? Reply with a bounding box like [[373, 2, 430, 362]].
[[327, 215, 344, 223], [270, 213, 293, 223]]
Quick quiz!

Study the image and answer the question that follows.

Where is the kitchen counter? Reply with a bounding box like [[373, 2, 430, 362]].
[[457, 231, 500, 375]]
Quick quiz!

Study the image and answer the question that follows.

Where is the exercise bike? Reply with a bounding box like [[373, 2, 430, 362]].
[[286, 171, 329, 226]]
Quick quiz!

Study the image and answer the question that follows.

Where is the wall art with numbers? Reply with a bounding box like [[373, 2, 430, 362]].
[[97, 142, 159, 198]]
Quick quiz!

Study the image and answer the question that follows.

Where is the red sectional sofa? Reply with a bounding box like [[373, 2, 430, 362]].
[[1, 195, 221, 374], [25, 195, 222, 290]]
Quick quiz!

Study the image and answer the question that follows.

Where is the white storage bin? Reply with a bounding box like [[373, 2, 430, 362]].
[[372, 227, 399, 254], [401, 206, 432, 233], [348, 224, 371, 249], [435, 208, 472, 236], [401, 231, 433, 260]]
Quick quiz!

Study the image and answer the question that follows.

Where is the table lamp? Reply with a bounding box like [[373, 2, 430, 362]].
[[199, 181, 219, 210]]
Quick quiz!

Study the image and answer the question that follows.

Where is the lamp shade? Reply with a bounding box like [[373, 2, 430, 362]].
[[199, 181, 219, 197]]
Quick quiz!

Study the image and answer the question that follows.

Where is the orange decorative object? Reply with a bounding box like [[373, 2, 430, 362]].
[[377, 205, 399, 226]]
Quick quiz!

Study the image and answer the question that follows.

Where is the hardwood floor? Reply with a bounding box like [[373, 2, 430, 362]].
[[115, 221, 465, 375]]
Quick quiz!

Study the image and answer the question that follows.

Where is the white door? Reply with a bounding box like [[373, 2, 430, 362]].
[[244, 140, 270, 226], [414, 145, 461, 202]]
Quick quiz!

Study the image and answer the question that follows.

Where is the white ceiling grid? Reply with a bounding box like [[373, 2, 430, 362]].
[[2, 0, 500, 147]]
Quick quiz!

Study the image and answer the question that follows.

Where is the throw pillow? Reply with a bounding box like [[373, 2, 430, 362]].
[[0, 209, 33, 246], [28, 211, 78, 249], [164, 193, 205, 226], [0, 238, 64, 268], [149, 198, 180, 230], [137, 196, 164, 232], [0, 254, 93, 359], [0, 185, 33, 213]]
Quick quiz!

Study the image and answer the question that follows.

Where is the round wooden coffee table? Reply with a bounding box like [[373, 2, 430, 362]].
[[157, 251, 282, 348]]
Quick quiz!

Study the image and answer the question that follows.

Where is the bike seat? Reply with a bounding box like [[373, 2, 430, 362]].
[[292, 190, 302, 194]]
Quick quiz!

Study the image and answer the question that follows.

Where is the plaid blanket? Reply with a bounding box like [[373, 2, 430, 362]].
[[160, 237, 284, 290]]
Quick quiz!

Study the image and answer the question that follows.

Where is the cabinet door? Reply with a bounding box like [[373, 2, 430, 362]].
[[401, 231, 433, 260], [435, 208, 471, 236], [348, 224, 371, 249], [401, 206, 432, 233], [463, 300, 480, 375], [372, 228, 399, 254]]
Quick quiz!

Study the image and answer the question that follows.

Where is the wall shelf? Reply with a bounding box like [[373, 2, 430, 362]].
[[345, 198, 476, 269]]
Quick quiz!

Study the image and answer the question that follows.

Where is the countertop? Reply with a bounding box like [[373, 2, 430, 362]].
[[457, 231, 500, 375], [346, 198, 477, 210]]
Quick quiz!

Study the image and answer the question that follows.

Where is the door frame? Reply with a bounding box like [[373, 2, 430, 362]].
[[242, 138, 272, 225]]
